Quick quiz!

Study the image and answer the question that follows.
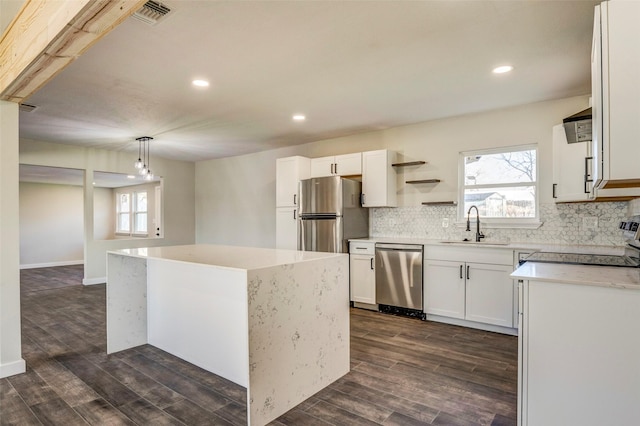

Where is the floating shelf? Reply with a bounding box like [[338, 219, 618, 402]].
[[391, 161, 426, 167], [406, 179, 441, 184], [421, 201, 457, 206]]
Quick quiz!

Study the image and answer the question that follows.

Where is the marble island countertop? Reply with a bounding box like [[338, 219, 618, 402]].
[[512, 261, 640, 289], [350, 237, 629, 255], [111, 244, 345, 271]]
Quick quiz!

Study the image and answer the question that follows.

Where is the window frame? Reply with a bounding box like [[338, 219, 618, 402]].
[[115, 189, 149, 237], [457, 144, 541, 229]]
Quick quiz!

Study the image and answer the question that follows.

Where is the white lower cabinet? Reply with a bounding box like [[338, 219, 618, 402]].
[[349, 241, 377, 308], [424, 245, 515, 333], [275, 207, 298, 250], [518, 279, 640, 425]]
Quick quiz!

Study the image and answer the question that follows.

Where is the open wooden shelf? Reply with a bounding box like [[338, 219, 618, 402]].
[[391, 161, 426, 167], [406, 179, 441, 184], [421, 201, 457, 206]]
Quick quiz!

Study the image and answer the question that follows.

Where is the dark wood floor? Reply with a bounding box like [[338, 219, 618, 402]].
[[1, 265, 517, 425]]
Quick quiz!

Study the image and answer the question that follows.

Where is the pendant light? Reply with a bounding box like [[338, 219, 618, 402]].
[[134, 136, 154, 179]]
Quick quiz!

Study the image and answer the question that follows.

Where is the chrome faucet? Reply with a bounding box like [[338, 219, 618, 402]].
[[466, 205, 485, 242]]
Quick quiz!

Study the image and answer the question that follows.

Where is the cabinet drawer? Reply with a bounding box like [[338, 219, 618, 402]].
[[350, 241, 375, 255]]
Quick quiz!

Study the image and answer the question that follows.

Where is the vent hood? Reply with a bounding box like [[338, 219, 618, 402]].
[[562, 107, 592, 144]]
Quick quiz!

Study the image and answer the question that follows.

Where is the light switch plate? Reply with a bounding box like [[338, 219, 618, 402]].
[[442, 218, 449, 228]]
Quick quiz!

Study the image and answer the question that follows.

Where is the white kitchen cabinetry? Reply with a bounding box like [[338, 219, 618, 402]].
[[591, 1, 640, 193], [552, 124, 592, 202], [349, 241, 376, 309], [276, 156, 309, 249], [362, 150, 397, 208], [518, 279, 640, 426], [424, 245, 515, 334], [276, 156, 310, 207], [310, 153, 362, 178], [275, 207, 298, 250]]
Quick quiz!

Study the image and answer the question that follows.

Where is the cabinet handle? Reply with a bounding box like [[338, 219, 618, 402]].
[[459, 264, 463, 279], [584, 156, 593, 194], [466, 265, 470, 280], [293, 210, 296, 220], [330, 163, 335, 174], [360, 193, 365, 206], [293, 194, 297, 205], [370, 258, 374, 270], [334, 163, 338, 175], [552, 183, 557, 199]]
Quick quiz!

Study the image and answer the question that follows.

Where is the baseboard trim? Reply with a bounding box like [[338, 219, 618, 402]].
[[0, 359, 26, 378], [82, 277, 106, 285], [20, 260, 84, 270]]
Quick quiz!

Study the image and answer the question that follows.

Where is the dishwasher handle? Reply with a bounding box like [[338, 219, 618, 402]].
[[375, 243, 423, 252]]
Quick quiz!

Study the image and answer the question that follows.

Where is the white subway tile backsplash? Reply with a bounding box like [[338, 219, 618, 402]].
[[371, 202, 629, 246]]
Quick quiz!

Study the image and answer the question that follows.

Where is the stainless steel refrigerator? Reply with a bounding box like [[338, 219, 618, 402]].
[[298, 176, 369, 253]]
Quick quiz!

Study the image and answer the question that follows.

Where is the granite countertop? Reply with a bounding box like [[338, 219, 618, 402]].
[[511, 261, 640, 289], [110, 244, 345, 271], [350, 237, 628, 255]]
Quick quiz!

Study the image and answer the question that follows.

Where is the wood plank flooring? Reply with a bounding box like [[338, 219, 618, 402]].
[[1, 265, 517, 425]]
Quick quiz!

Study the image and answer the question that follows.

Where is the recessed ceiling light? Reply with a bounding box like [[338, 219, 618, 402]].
[[192, 79, 210, 87], [292, 114, 306, 121], [127, 175, 135, 179], [493, 65, 514, 74]]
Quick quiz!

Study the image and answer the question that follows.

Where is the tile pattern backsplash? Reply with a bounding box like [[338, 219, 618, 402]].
[[372, 202, 630, 246]]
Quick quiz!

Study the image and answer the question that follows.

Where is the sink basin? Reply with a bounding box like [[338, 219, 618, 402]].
[[439, 240, 510, 246]]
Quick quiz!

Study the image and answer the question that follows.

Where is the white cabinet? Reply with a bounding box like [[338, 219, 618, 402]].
[[275, 207, 298, 250], [592, 1, 640, 193], [362, 150, 397, 208], [349, 241, 377, 309], [518, 279, 640, 426], [310, 153, 362, 178], [424, 260, 465, 319], [424, 245, 515, 332], [276, 156, 310, 207], [552, 124, 592, 202]]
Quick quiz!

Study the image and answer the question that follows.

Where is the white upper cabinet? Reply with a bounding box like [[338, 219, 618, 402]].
[[552, 124, 592, 203], [362, 150, 397, 207], [276, 156, 310, 207], [592, 1, 640, 192], [310, 153, 362, 178]]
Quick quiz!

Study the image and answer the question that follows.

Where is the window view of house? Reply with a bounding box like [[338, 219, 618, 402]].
[[460, 146, 537, 219]]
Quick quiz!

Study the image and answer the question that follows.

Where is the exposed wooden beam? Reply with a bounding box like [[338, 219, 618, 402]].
[[0, 0, 146, 104]]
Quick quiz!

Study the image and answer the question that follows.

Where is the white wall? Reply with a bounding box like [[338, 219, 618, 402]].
[[19, 182, 84, 268], [94, 186, 115, 240], [1, 100, 24, 378], [195, 95, 591, 247], [20, 139, 196, 283]]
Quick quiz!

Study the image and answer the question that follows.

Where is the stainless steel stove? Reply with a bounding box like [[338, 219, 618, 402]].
[[523, 214, 640, 268]]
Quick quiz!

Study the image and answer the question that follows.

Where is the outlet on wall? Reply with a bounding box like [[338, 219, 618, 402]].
[[442, 218, 449, 228], [583, 216, 598, 230]]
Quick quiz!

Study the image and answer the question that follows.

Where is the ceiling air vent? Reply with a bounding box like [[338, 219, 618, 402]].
[[19, 103, 37, 113], [133, 0, 171, 25]]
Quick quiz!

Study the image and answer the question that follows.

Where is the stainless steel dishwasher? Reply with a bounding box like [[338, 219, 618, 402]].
[[375, 243, 423, 313]]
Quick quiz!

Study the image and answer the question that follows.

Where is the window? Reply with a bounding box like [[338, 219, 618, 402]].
[[459, 145, 538, 225], [116, 190, 148, 236]]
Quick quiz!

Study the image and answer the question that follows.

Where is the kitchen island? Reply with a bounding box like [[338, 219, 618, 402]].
[[512, 262, 640, 426], [106, 244, 349, 426]]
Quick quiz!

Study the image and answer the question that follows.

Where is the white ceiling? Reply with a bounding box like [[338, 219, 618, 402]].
[[18, 0, 598, 162]]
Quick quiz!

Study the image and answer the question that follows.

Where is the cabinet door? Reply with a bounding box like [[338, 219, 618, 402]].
[[552, 124, 591, 202], [362, 150, 397, 207], [310, 156, 335, 178], [350, 254, 375, 304], [335, 153, 362, 176], [275, 207, 298, 250], [465, 263, 513, 327], [424, 260, 465, 319], [276, 156, 310, 207]]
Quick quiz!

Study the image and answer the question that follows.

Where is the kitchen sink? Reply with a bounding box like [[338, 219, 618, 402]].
[[439, 240, 510, 246]]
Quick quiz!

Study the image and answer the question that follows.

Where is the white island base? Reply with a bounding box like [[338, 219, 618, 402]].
[[106, 245, 349, 426]]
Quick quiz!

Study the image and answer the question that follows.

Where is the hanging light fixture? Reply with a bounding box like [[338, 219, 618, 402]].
[[134, 136, 154, 179]]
